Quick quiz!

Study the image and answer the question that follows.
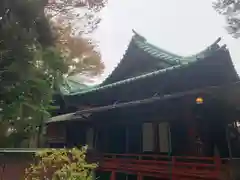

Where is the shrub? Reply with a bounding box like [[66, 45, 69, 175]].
[[25, 146, 97, 180]]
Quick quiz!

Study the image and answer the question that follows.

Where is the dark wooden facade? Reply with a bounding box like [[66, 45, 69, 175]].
[[47, 31, 240, 180]]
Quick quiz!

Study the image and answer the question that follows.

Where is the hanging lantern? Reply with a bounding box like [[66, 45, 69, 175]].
[[196, 97, 204, 104]]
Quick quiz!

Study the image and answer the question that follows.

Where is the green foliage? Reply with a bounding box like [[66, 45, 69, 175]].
[[0, 0, 106, 147], [25, 146, 98, 180], [46, 0, 106, 77], [213, 0, 240, 38], [53, 24, 105, 77], [0, 0, 68, 147], [46, 0, 106, 34]]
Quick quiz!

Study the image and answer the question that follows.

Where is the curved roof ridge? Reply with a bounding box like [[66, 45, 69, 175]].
[[69, 64, 182, 95], [60, 77, 97, 94], [133, 30, 182, 59], [68, 46, 228, 96], [181, 37, 222, 63], [132, 30, 182, 64], [132, 30, 223, 65]]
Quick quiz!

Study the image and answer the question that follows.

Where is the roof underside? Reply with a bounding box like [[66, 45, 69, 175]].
[[62, 30, 233, 96], [50, 81, 240, 124]]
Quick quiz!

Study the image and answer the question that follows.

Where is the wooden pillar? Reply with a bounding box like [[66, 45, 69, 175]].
[[94, 128, 98, 150], [172, 156, 177, 180], [126, 125, 129, 153], [183, 98, 197, 155], [104, 126, 108, 152], [153, 122, 159, 152], [86, 127, 94, 149], [137, 173, 143, 180], [214, 156, 221, 179], [110, 171, 116, 180], [125, 126, 129, 180]]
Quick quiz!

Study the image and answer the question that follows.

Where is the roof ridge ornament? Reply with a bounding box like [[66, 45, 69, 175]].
[[213, 37, 221, 45], [132, 29, 146, 41], [220, 44, 227, 50]]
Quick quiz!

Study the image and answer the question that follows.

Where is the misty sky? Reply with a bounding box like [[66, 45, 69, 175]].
[[94, 0, 240, 80]]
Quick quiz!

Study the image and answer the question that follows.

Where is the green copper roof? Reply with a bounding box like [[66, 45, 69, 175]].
[[132, 31, 181, 64], [60, 77, 99, 95], [61, 31, 222, 96], [132, 31, 221, 65], [68, 64, 182, 95], [68, 43, 224, 96]]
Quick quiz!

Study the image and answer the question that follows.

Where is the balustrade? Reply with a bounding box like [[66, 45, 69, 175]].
[[96, 154, 223, 180]]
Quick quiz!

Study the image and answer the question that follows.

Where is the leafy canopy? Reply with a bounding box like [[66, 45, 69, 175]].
[[0, 0, 105, 147], [213, 0, 240, 38], [0, 0, 67, 146]]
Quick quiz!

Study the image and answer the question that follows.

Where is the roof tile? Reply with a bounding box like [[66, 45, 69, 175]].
[[61, 32, 223, 96]]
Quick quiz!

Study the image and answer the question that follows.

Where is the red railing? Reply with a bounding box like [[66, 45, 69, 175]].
[[97, 154, 223, 180]]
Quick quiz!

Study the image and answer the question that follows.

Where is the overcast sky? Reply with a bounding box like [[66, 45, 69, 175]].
[[94, 0, 240, 80]]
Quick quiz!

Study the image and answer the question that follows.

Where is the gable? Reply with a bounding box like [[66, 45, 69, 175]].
[[102, 30, 222, 85], [102, 31, 180, 85], [61, 31, 232, 99]]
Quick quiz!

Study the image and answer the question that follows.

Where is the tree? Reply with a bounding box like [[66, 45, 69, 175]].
[[47, 0, 105, 77], [46, 0, 106, 34], [213, 0, 240, 38], [52, 23, 104, 77], [0, 0, 68, 147], [0, 0, 105, 147], [25, 146, 97, 180]]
